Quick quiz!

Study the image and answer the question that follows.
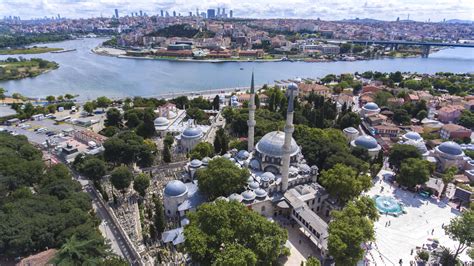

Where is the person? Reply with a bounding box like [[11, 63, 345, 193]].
[[399, 258, 403, 265], [431, 229, 434, 235]]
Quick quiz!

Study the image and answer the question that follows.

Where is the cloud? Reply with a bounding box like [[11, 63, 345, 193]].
[[0, 0, 473, 21]]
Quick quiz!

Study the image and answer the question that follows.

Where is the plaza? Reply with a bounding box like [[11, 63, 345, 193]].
[[365, 170, 469, 265]]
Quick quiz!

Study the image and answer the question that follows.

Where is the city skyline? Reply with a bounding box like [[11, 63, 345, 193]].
[[0, 0, 473, 22]]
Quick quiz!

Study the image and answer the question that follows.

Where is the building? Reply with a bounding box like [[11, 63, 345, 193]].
[[207, 9, 216, 19], [351, 135, 382, 158], [360, 102, 381, 117], [114, 9, 119, 18], [437, 105, 465, 123], [433, 141, 465, 172], [163, 180, 205, 219], [177, 120, 204, 152], [343, 127, 359, 142], [440, 124, 471, 140], [297, 83, 332, 98]]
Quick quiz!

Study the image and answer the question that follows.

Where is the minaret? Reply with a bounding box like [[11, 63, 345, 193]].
[[247, 72, 256, 152], [281, 83, 298, 192]]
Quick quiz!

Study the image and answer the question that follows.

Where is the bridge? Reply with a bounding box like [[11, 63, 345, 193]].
[[350, 40, 474, 57]]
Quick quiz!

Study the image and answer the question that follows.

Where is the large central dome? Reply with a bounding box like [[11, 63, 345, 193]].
[[256, 131, 299, 157]]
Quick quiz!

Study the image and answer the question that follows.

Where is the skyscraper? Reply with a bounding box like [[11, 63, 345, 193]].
[[139, 10, 143, 16], [196, 8, 199, 17], [207, 9, 215, 19], [222, 8, 226, 17], [217, 8, 221, 17], [160, 10, 164, 17], [173, 11, 176, 17], [230, 10, 233, 18], [114, 8, 119, 18], [189, 12, 192, 17]]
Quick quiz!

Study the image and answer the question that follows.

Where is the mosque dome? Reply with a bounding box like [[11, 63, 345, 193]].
[[404, 131, 422, 141], [438, 141, 463, 156], [247, 176, 255, 183], [254, 188, 268, 198], [260, 172, 276, 182], [299, 164, 311, 174], [241, 190, 256, 201], [354, 135, 379, 150], [256, 131, 299, 157], [237, 150, 250, 160], [182, 126, 203, 139], [154, 117, 170, 127], [164, 180, 188, 197], [343, 127, 359, 135], [248, 181, 260, 190], [363, 102, 380, 111], [229, 193, 243, 202], [189, 159, 203, 168], [202, 157, 211, 165], [167, 110, 177, 119]]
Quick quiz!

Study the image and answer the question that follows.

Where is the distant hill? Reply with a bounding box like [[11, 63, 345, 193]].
[[445, 19, 473, 24]]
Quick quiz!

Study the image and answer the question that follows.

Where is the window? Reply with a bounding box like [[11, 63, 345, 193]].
[[316, 206, 320, 212], [167, 210, 171, 214], [261, 206, 266, 212], [317, 197, 321, 203]]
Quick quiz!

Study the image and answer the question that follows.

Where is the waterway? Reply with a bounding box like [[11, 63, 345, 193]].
[[0, 38, 473, 100]]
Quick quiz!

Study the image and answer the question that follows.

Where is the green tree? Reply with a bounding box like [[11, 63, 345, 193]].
[[397, 158, 431, 188], [80, 157, 106, 182], [196, 157, 248, 200], [459, 110, 474, 129], [214, 128, 229, 155], [83, 101, 95, 114], [110, 166, 133, 192], [125, 112, 141, 128], [136, 108, 156, 138], [212, 95, 220, 110], [389, 71, 403, 83], [189, 142, 214, 160], [46, 95, 56, 103], [337, 112, 360, 129], [328, 197, 378, 265], [305, 257, 321, 266], [64, 94, 75, 100], [162, 144, 171, 163], [444, 211, 474, 261], [0, 87, 6, 100], [388, 144, 421, 172], [96, 96, 111, 110], [416, 110, 428, 121], [393, 109, 411, 125], [105, 108, 122, 127], [133, 173, 150, 197], [441, 166, 457, 197], [184, 200, 287, 265], [187, 107, 206, 123], [319, 164, 372, 204], [52, 235, 109, 265], [153, 195, 165, 238]]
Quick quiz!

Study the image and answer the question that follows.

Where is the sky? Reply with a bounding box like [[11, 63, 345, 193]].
[[1, 0, 473, 22]]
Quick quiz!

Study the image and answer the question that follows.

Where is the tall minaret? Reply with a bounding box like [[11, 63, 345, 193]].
[[247, 72, 256, 152], [281, 83, 298, 192]]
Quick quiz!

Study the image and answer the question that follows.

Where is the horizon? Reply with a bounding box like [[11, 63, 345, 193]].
[[1, 0, 473, 22]]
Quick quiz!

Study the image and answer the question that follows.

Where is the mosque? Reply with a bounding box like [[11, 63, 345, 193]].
[[162, 74, 338, 258]]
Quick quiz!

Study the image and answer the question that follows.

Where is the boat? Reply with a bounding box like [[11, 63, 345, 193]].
[[51, 49, 77, 54], [240, 67, 244, 70]]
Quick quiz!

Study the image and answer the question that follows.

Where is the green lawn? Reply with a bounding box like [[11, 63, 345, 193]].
[[0, 46, 63, 55], [0, 58, 59, 80]]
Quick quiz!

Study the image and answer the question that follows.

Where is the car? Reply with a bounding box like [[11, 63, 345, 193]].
[[36, 128, 48, 133], [46, 131, 56, 137]]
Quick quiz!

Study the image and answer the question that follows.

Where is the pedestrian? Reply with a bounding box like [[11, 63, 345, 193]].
[[431, 229, 434, 235], [399, 258, 403, 265], [411, 249, 413, 255], [299, 239, 301, 244]]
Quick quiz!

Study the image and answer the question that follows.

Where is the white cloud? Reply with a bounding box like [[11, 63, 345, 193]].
[[0, 0, 473, 21]]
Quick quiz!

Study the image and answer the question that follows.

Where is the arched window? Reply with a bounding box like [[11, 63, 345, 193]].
[[261, 205, 266, 212]]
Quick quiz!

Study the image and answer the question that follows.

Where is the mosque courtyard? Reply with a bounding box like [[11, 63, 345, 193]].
[[365, 170, 469, 265]]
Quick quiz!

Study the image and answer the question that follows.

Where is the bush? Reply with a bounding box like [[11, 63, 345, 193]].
[[417, 250, 429, 261]]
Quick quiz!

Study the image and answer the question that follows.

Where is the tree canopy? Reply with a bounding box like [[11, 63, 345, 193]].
[[388, 144, 422, 172], [103, 131, 155, 167], [397, 158, 432, 188], [133, 173, 150, 197], [189, 142, 214, 160], [444, 210, 473, 261], [110, 166, 133, 192], [195, 157, 249, 200], [184, 200, 288, 265]]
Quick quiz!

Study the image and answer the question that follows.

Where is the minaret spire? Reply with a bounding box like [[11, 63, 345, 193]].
[[247, 72, 256, 152], [280, 83, 298, 192]]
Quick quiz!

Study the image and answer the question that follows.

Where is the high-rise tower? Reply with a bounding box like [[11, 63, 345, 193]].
[[247, 72, 256, 152], [280, 83, 298, 192]]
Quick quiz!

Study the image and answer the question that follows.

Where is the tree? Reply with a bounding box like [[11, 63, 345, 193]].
[[393, 109, 411, 125], [105, 108, 122, 128], [52, 234, 109, 265], [255, 93, 260, 108], [153, 195, 165, 238], [162, 144, 171, 163], [397, 158, 431, 188], [212, 95, 220, 110], [103, 131, 155, 167], [305, 257, 321, 266], [328, 197, 379, 265], [110, 166, 133, 192], [389, 71, 403, 83], [184, 200, 287, 265], [337, 112, 361, 129], [46, 95, 56, 103], [133, 173, 150, 197], [388, 144, 421, 172], [319, 164, 372, 204], [189, 142, 214, 160], [136, 108, 156, 138], [0, 87, 6, 100], [373, 91, 394, 107], [125, 112, 141, 128], [96, 96, 111, 109], [83, 101, 95, 114], [459, 110, 474, 129], [64, 94, 75, 100], [416, 110, 428, 121], [214, 128, 229, 155], [196, 157, 249, 200], [187, 107, 206, 123], [80, 157, 106, 183], [444, 211, 474, 261]]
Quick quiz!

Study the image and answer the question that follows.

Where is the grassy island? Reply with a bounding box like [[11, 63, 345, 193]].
[[0, 46, 63, 55], [0, 57, 59, 81]]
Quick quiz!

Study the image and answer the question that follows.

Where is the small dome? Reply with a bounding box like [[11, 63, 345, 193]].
[[202, 157, 211, 165], [164, 180, 188, 197], [248, 181, 260, 190], [167, 110, 177, 119], [254, 188, 268, 198], [260, 172, 275, 182], [404, 131, 422, 141], [438, 141, 463, 156], [182, 126, 203, 139], [405, 139, 428, 155], [343, 127, 359, 134], [223, 153, 232, 159], [256, 131, 299, 157], [354, 135, 379, 149], [190, 159, 203, 168], [299, 164, 311, 173], [363, 102, 380, 110], [237, 150, 250, 160], [154, 117, 170, 127], [229, 193, 243, 202], [249, 159, 261, 170], [241, 190, 256, 201], [247, 176, 254, 183]]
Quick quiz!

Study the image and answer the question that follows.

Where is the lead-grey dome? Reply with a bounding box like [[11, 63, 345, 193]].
[[254, 188, 268, 198], [190, 159, 203, 168], [256, 131, 299, 157], [343, 127, 359, 134], [363, 102, 380, 111], [260, 172, 275, 182], [229, 193, 243, 202], [438, 141, 463, 156], [404, 132, 422, 141], [241, 190, 256, 201], [164, 180, 188, 197], [248, 181, 260, 190], [237, 150, 250, 160], [354, 135, 379, 149], [182, 127, 203, 139], [154, 117, 170, 126]]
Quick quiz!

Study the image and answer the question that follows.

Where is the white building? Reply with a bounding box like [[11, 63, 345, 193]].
[[351, 135, 382, 158]]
